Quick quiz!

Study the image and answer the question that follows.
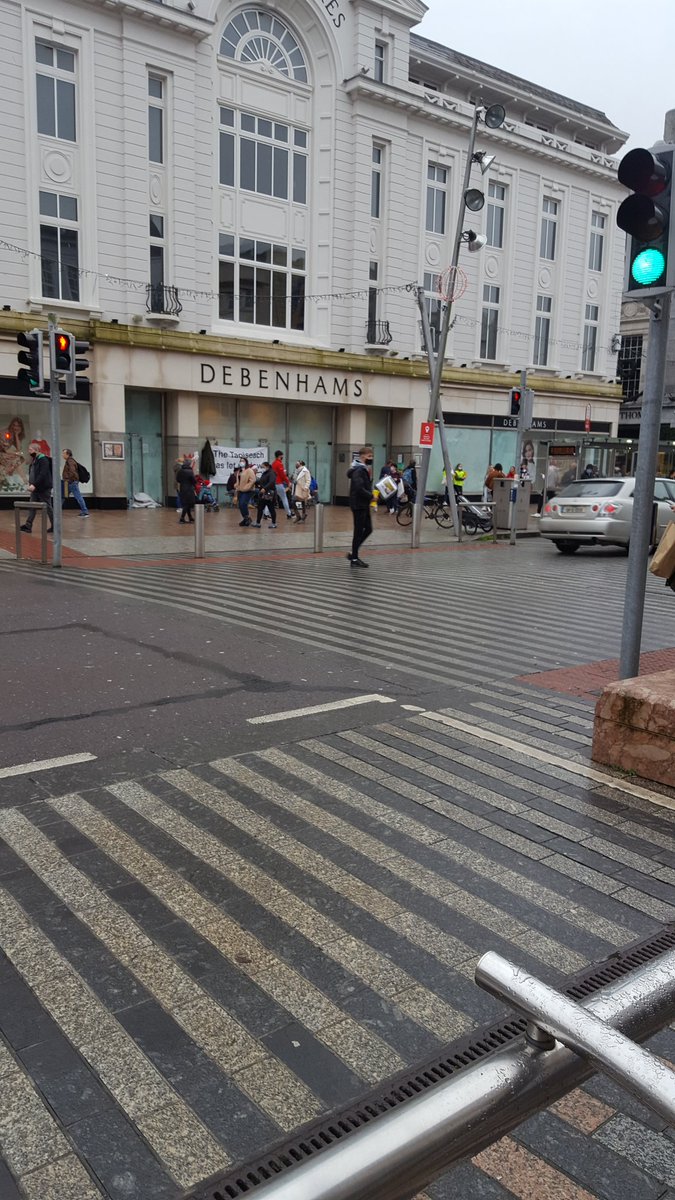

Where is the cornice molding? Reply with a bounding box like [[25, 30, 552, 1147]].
[[90, 0, 212, 40]]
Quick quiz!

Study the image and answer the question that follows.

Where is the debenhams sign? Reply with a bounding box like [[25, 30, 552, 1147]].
[[198, 361, 363, 400]]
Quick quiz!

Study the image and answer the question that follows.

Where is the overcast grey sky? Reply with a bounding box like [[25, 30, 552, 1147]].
[[414, 0, 674, 154]]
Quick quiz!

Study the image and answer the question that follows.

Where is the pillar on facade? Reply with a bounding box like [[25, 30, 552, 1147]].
[[91, 381, 127, 502], [334, 406, 368, 499]]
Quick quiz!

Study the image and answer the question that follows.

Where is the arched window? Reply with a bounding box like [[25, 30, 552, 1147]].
[[220, 10, 308, 83]]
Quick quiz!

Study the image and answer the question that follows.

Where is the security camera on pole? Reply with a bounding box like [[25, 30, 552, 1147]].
[[615, 113, 675, 679], [414, 101, 506, 548]]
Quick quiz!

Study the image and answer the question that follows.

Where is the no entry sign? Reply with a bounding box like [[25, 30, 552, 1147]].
[[419, 421, 435, 447]]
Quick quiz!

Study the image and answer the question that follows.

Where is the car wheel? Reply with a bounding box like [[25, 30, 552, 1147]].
[[555, 541, 580, 555]]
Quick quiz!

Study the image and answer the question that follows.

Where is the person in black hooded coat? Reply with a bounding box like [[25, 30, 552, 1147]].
[[177, 455, 197, 524]]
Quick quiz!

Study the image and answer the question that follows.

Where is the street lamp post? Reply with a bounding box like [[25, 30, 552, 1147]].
[[413, 102, 505, 547]]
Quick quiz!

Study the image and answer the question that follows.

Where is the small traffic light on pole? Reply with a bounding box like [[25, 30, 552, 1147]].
[[617, 144, 674, 296], [509, 387, 521, 416], [50, 328, 90, 397], [16, 330, 45, 393]]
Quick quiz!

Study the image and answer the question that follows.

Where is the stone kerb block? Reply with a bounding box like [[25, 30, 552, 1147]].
[[592, 669, 675, 789]]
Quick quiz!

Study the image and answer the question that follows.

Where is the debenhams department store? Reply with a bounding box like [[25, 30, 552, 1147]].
[[0, 324, 622, 506]]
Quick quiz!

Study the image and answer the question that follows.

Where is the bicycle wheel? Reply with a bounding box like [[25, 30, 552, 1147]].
[[396, 502, 413, 527], [434, 503, 453, 529]]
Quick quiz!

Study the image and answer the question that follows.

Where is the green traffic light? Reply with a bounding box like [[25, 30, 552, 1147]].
[[631, 247, 666, 285]]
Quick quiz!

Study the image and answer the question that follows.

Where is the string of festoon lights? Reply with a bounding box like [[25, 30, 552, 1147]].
[[0, 236, 618, 357]]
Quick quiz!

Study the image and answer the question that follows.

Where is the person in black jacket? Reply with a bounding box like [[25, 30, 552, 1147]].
[[252, 462, 278, 529], [347, 446, 374, 568], [20, 442, 54, 533], [176, 454, 197, 524]]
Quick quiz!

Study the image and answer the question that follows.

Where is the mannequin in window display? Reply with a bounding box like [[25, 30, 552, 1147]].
[[0, 416, 28, 490]]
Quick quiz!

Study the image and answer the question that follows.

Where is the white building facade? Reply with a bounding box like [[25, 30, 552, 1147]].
[[0, 0, 629, 504]]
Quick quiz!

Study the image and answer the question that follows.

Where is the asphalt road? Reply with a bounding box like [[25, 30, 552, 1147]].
[[0, 541, 674, 1200]]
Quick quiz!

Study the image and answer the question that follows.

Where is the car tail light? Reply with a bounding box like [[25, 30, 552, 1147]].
[[602, 502, 620, 514], [591, 504, 599, 512], [544, 503, 552, 513]]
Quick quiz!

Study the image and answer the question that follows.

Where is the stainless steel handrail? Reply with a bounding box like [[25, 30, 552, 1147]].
[[246, 948, 675, 1200]]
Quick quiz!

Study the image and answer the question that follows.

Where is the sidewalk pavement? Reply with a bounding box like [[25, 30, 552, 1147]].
[[0, 504, 541, 566]]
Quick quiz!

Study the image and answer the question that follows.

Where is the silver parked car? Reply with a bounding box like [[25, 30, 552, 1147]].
[[538, 476, 675, 554]]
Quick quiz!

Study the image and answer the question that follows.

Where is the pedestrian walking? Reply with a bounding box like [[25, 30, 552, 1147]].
[[453, 463, 467, 498], [176, 454, 197, 524], [292, 461, 311, 521], [252, 462, 278, 529], [347, 446, 373, 568], [272, 450, 293, 519], [484, 462, 504, 500], [20, 441, 53, 533], [61, 449, 89, 517], [235, 457, 256, 526]]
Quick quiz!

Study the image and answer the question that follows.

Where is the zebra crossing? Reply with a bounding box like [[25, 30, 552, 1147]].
[[1, 694, 674, 1199], [3, 540, 673, 691]]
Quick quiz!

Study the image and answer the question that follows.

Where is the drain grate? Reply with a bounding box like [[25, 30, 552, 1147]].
[[179, 922, 675, 1200]]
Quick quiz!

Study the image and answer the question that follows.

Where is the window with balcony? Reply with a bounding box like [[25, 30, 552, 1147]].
[[36, 40, 76, 142], [218, 235, 305, 330], [39, 190, 79, 302]]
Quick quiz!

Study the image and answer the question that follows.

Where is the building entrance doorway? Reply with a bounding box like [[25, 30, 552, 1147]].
[[125, 391, 163, 504]]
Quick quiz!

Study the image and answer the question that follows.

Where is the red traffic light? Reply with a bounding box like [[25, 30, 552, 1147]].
[[56, 333, 70, 353]]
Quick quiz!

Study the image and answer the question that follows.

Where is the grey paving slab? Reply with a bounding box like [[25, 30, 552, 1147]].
[[430, 1160, 517, 1199], [66, 1108, 177, 1200], [117, 1000, 279, 1155], [261, 1019, 365, 1107], [0, 952, 60, 1052], [0, 1159, 23, 1200], [19, 1035, 117, 1126], [515, 1110, 665, 1200], [595, 1114, 675, 1188]]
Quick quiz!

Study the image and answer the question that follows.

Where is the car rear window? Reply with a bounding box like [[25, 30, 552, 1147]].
[[555, 481, 624, 498]]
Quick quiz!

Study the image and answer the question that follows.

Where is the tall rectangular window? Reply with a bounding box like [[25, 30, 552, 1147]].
[[148, 75, 164, 164], [486, 181, 506, 248], [423, 271, 442, 352], [582, 304, 599, 372], [533, 295, 552, 366], [219, 109, 308, 203], [218, 235, 305, 330], [149, 213, 165, 312], [374, 41, 386, 83], [588, 210, 606, 272], [39, 190, 79, 301], [367, 261, 379, 334], [617, 334, 643, 400], [371, 145, 383, 219], [426, 164, 447, 235], [480, 284, 500, 360], [36, 41, 76, 142], [540, 196, 558, 260]]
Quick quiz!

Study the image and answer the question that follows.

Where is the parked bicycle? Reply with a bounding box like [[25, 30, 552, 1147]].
[[396, 492, 453, 529]]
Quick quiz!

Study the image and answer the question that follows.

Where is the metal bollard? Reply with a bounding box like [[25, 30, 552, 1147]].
[[313, 503, 324, 553], [14, 502, 49, 565], [194, 504, 205, 559]]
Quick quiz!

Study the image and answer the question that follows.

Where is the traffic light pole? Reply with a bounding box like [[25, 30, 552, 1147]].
[[416, 289, 458, 542], [412, 105, 483, 548], [619, 289, 671, 679], [509, 369, 528, 546], [47, 316, 63, 569]]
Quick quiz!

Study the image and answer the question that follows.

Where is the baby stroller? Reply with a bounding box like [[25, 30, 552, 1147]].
[[458, 496, 493, 534], [195, 475, 220, 512]]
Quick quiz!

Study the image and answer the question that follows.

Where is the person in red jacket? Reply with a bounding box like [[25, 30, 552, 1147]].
[[272, 450, 293, 519]]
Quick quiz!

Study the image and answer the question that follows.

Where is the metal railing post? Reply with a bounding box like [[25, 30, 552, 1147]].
[[313, 503, 324, 553], [236, 948, 675, 1200], [13, 502, 49, 565], [194, 504, 205, 559]]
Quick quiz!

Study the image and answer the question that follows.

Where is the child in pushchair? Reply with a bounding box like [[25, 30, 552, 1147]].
[[194, 475, 220, 512]]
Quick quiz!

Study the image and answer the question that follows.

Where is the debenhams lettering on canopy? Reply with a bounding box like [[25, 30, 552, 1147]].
[[199, 362, 363, 398]]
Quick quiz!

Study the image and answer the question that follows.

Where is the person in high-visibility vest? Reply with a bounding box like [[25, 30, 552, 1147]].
[[453, 463, 467, 498]]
